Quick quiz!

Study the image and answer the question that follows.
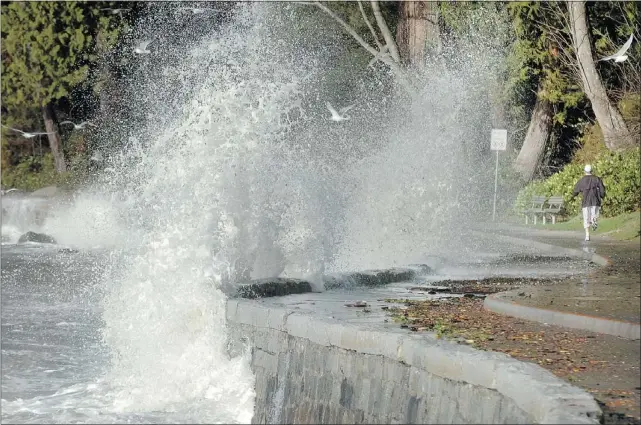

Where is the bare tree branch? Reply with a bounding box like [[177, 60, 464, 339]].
[[297, 1, 380, 57], [370, 0, 400, 63], [368, 45, 388, 68], [295, 1, 415, 90], [357, 0, 382, 50]]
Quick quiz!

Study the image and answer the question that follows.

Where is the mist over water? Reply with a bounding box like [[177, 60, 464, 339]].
[[2, 3, 510, 422]]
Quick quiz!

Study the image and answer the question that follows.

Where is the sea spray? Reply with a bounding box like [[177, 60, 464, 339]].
[[97, 4, 340, 421], [1, 3, 514, 422]]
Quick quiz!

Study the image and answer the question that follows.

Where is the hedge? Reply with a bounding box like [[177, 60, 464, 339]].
[[515, 147, 640, 218]]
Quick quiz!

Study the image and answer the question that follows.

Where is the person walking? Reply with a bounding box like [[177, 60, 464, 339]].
[[572, 164, 606, 241]]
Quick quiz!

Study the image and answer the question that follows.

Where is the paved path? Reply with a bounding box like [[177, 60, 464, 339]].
[[478, 223, 640, 325], [475, 223, 640, 424], [498, 241, 640, 324]]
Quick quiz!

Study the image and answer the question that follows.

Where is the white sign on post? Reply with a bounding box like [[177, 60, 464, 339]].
[[490, 129, 508, 151]]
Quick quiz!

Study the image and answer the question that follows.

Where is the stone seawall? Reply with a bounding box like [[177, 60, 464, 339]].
[[229, 267, 423, 299], [226, 299, 602, 424]]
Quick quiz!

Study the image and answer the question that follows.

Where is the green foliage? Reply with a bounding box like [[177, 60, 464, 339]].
[[618, 93, 641, 122], [516, 147, 640, 218], [504, 2, 585, 125], [1, 1, 124, 186], [573, 94, 639, 165], [0, 150, 87, 191], [1, 1, 124, 107], [3, 2, 93, 107], [1, 154, 58, 191], [596, 148, 641, 216], [571, 123, 609, 166], [439, 2, 510, 50]]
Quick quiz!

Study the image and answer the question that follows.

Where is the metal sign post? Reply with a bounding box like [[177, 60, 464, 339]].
[[490, 129, 507, 222]]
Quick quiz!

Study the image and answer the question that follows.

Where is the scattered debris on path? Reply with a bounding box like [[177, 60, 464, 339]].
[[344, 301, 368, 308], [384, 297, 641, 424], [406, 276, 568, 296]]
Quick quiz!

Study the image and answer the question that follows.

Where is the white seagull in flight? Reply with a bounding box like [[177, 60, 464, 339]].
[[2, 125, 55, 139], [599, 33, 635, 63], [60, 120, 97, 130], [326, 102, 355, 122], [134, 40, 154, 54], [100, 8, 130, 15]]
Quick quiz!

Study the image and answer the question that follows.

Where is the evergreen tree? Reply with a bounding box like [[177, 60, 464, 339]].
[[1, 1, 122, 172]]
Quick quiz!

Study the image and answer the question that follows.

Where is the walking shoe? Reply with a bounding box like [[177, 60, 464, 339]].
[[585, 235, 590, 241], [591, 221, 598, 231]]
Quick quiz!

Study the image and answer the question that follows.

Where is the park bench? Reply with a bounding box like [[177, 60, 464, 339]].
[[543, 195, 564, 224], [524, 195, 564, 225], [524, 196, 546, 225]]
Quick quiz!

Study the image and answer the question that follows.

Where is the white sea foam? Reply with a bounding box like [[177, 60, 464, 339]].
[[1, 3, 513, 423]]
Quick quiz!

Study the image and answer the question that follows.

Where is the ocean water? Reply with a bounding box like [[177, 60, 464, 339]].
[[2, 3, 518, 423]]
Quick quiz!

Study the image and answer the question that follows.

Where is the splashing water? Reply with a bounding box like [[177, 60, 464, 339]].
[[333, 61, 505, 271], [2, 3, 513, 423], [83, 4, 342, 421], [97, 6, 321, 421], [1, 194, 52, 244]]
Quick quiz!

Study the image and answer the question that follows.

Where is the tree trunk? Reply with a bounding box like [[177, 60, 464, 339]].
[[567, 1, 634, 151], [311, 1, 413, 90], [42, 103, 67, 173], [395, 1, 440, 70], [513, 92, 553, 182]]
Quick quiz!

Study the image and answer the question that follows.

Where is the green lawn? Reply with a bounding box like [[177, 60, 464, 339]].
[[539, 210, 640, 240]]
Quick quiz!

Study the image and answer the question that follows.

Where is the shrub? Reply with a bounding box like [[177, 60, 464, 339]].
[[572, 94, 640, 166], [597, 148, 641, 216], [514, 179, 547, 214], [572, 122, 608, 166], [515, 147, 640, 218], [1, 154, 57, 191], [0, 153, 81, 191]]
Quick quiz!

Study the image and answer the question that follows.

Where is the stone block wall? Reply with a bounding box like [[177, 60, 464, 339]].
[[226, 299, 602, 424]]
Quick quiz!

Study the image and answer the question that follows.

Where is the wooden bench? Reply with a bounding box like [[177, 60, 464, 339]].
[[524, 196, 546, 225], [543, 195, 564, 224], [524, 195, 564, 225]]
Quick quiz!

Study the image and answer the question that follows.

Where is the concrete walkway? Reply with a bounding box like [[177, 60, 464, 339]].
[[473, 224, 640, 423], [478, 224, 640, 339], [227, 224, 639, 424]]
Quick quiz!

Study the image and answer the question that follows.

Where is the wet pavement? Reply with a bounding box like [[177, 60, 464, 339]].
[[230, 224, 640, 423], [471, 224, 641, 423], [482, 225, 640, 324], [250, 243, 596, 337], [250, 239, 641, 424]]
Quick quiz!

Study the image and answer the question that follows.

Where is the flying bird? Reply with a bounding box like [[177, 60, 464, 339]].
[[175, 7, 221, 15], [60, 120, 96, 130], [101, 8, 130, 15], [90, 151, 104, 162], [1, 125, 55, 139], [326, 102, 354, 122], [599, 33, 635, 63], [134, 40, 154, 54]]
